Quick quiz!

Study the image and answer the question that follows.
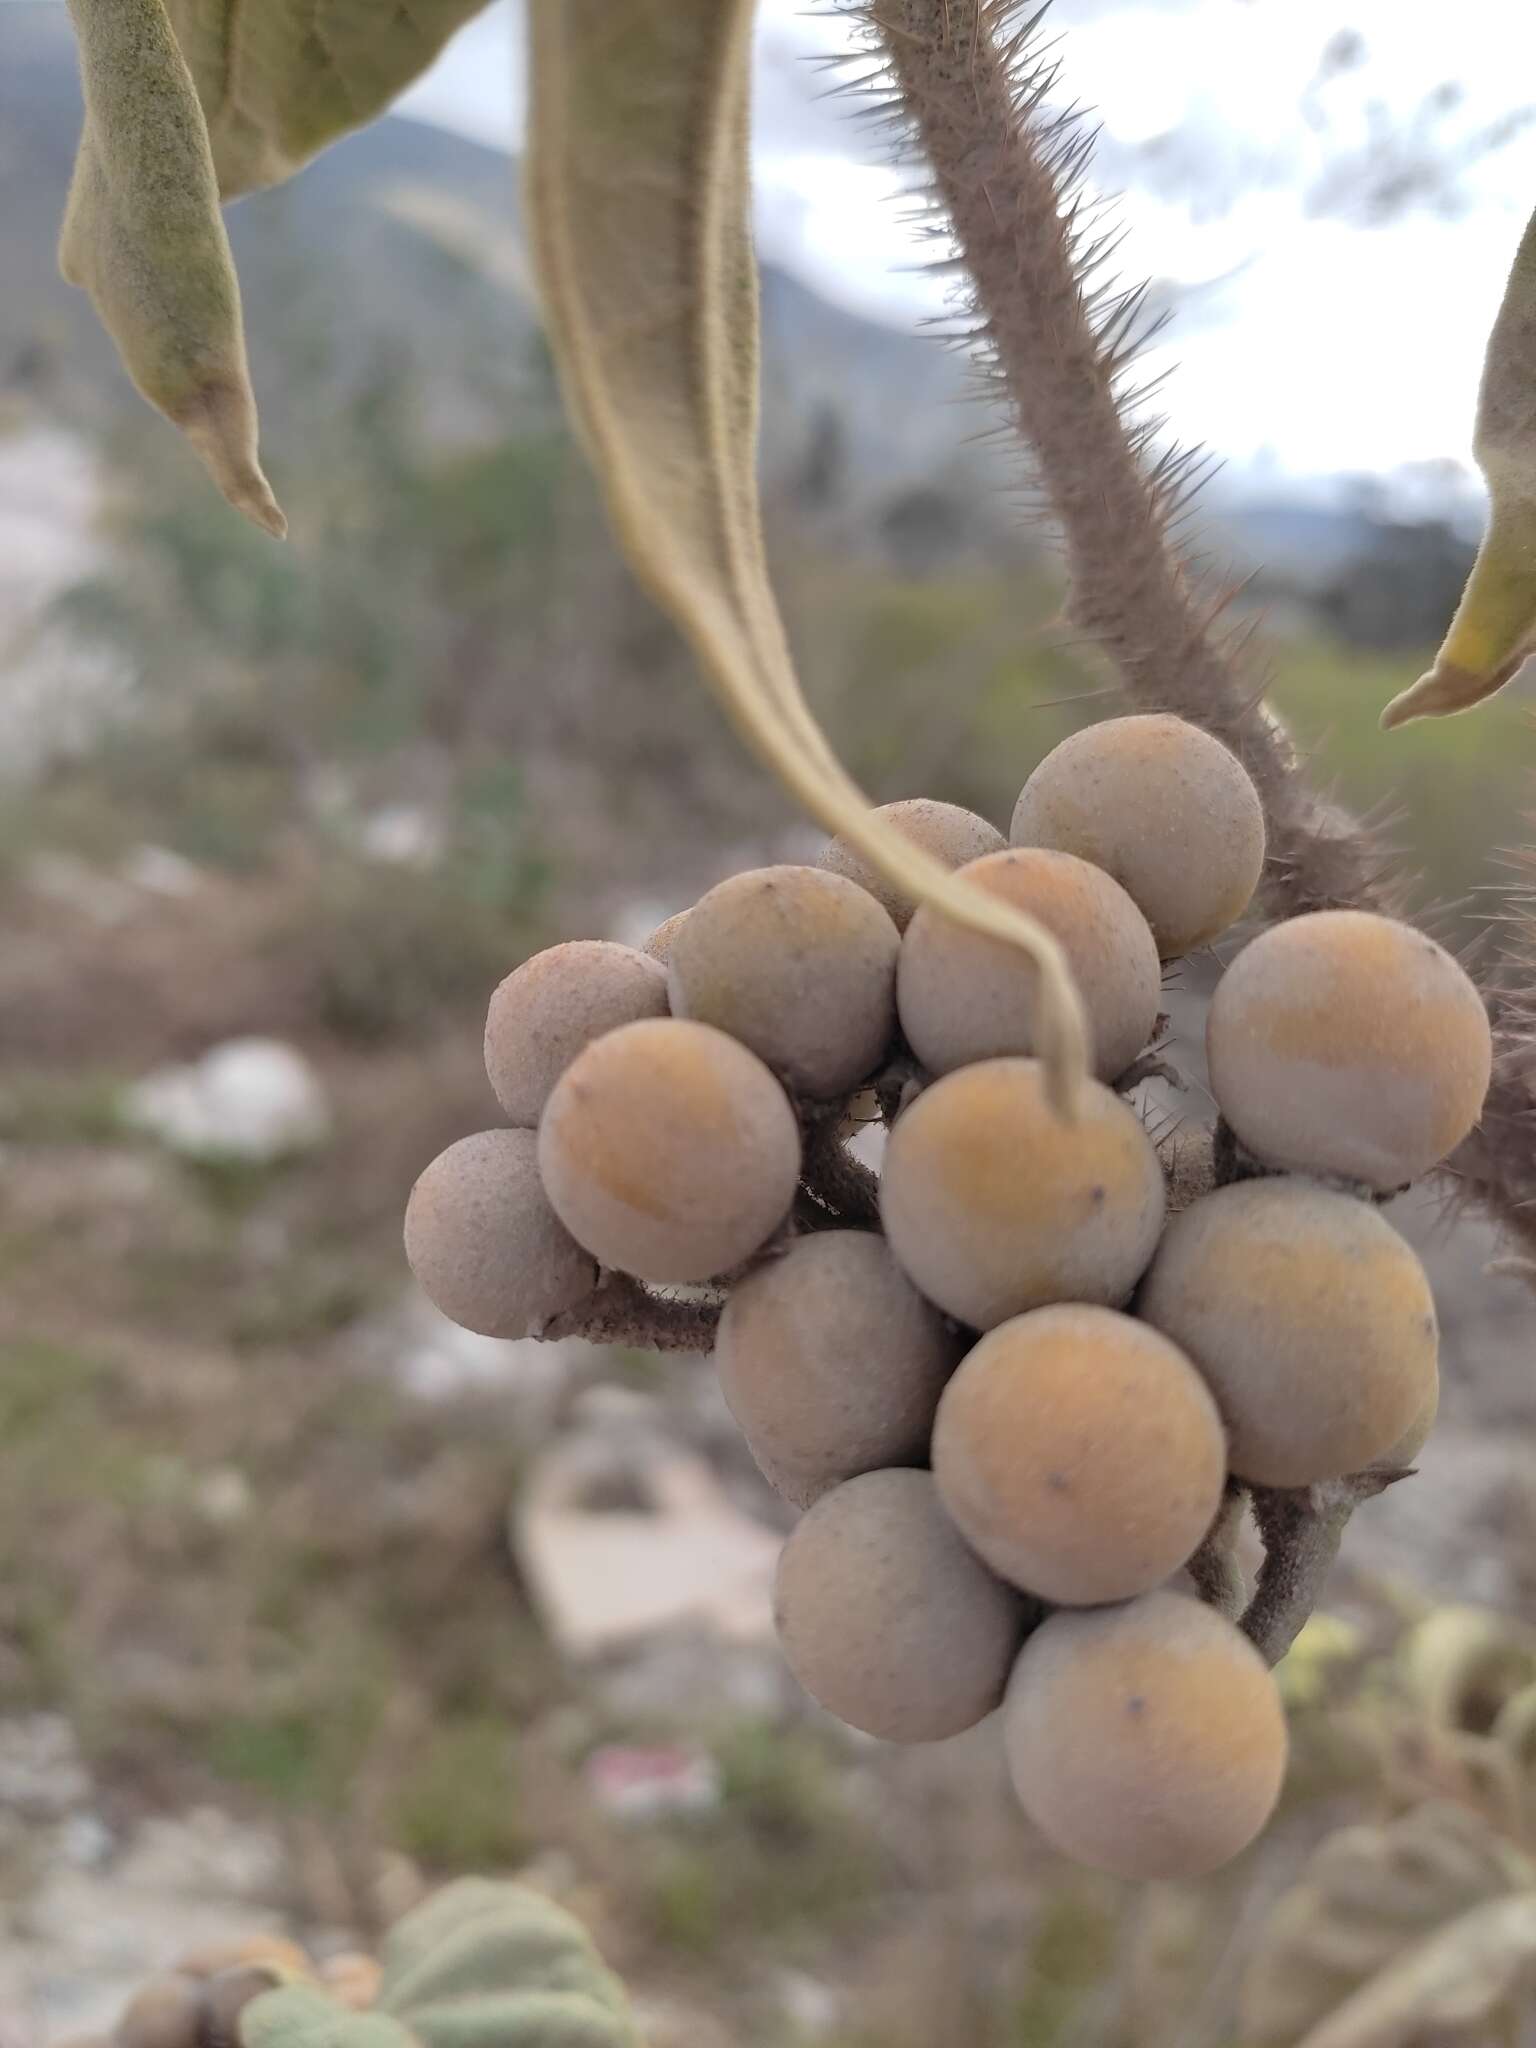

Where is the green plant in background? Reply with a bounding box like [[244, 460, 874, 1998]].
[[248, 1880, 640, 2048], [1242, 1605, 1536, 2046], [82, 1879, 640, 2048]]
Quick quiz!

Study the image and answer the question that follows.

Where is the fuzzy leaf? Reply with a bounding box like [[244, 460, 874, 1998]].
[[60, 0, 285, 535], [383, 1997, 641, 2048], [1383, 206, 1536, 728], [378, 1881, 634, 2028], [158, 0, 494, 200], [60, 0, 492, 531], [1240, 1801, 1536, 2048], [524, 0, 1090, 1112], [242, 1984, 416, 2048], [376, 1877, 525, 1984], [377, 1881, 640, 2048], [243, 1886, 640, 2048]]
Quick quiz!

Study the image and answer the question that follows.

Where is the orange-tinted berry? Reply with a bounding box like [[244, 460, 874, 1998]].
[[899, 847, 1160, 1081], [1003, 1592, 1287, 1878], [1012, 715, 1265, 955], [880, 1060, 1165, 1329], [1138, 1177, 1439, 1486], [933, 1306, 1225, 1603], [1207, 909, 1491, 1190], [539, 1018, 800, 1282]]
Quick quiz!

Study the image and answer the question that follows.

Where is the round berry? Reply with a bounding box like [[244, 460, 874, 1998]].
[[774, 1469, 1029, 1742], [898, 847, 1160, 1081], [819, 798, 1005, 931], [1003, 1592, 1288, 1878], [1138, 1177, 1439, 1486], [933, 1306, 1225, 1603], [538, 1018, 800, 1282], [1207, 909, 1491, 1190], [484, 940, 669, 1129], [1012, 715, 1265, 955], [404, 1128, 597, 1338], [880, 1060, 1165, 1329]]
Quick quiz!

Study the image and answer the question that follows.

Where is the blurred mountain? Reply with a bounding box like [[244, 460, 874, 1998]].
[[0, 5, 1477, 619]]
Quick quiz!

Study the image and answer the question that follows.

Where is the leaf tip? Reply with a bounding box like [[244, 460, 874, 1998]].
[[1383, 645, 1532, 729], [175, 382, 287, 538], [245, 486, 289, 541]]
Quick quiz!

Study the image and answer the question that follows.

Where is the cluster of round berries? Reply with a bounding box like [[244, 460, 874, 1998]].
[[404, 714, 1493, 1881]]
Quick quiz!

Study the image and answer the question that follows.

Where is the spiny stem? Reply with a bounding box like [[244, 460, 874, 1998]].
[[866, 0, 1390, 919], [1462, 958, 1536, 1273]]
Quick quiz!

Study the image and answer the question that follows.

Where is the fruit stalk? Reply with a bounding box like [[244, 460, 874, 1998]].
[[1241, 1474, 1400, 1666], [799, 1107, 882, 1227], [1187, 1485, 1250, 1623], [541, 1272, 722, 1353]]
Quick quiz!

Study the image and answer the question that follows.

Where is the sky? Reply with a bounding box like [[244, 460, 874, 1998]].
[[396, 1, 1536, 492]]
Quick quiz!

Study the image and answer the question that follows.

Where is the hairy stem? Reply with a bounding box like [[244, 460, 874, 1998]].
[[800, 1107, 883, 1226], [1242, 1475, 1396, 1666], [1462, 975, 1536, 1274], [541, 1273, 722, 1352], [1187, 1484, 1249, 1622]]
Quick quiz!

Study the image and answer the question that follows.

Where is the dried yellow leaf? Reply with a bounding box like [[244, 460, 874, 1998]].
[[525, 0, 1088, 1109], [1383, 208, 1536, 728], [1401, 1604, 1536, 1734], [60, 0, 285, 536], [1241, 1801, 1536, 2048]]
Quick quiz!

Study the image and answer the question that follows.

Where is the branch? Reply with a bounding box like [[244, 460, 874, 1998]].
[[1187, 1483, 1249, 1622], [541, 1273, 722, 1352], [1241, 1474, 1398, 1666], [800, 1107, 883, 1226]]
